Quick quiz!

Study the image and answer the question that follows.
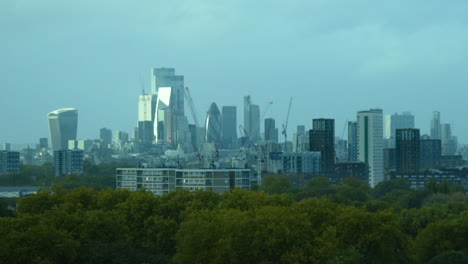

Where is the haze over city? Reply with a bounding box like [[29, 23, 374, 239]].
[[2, 0, 468, 144]]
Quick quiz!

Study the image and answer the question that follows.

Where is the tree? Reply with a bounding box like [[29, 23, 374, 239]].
[[260, 175, 293, 194]]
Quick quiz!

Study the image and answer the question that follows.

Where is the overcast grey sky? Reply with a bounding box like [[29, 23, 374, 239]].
[[1, 0, 468, 144]]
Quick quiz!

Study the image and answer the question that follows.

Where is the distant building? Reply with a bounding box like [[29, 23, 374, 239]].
[[293, 125, 307, 152], [440, 155, 466, 168], [440, 124, 457, 155], [395, 129, 420, 172], [264, 118, 279, 143], [268, 151, 321, 175], [0, 186, 39, 198], [420, 137, 441, 169], [0, 151, 20, 175], [39, 138, 48, 149], [53, 150, 84, 176], [243, 96, 260, 142], [137, 91, 156, 144], [116, 168, 251, 195], [221, 106, 237, 149], [335, 162, 369, 183], [310, 119, 335, 177], [391, 168, 468, 192], [100, 128, 112, 147], [48, 108, 78, 151], [347, 121, 358, 162], [151, 68, 190, 148], [335, 137, 348, 163], [384, 148, 396, 171], [2, 143, 11, 151], [430, 111, 441, 140], [385, 112, 415, 147], [205, 103, 222, 145], [357, 109, 384, 187]]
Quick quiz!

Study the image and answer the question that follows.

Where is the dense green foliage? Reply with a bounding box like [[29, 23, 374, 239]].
[[0, 161, 131, 189], [1, 176, 467, 264]]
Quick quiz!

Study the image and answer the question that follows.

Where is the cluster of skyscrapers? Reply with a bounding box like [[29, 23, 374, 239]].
[[3, 67, 468, 194]]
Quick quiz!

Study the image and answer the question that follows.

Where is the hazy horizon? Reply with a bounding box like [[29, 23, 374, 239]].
[[2, 0, 468, 144]]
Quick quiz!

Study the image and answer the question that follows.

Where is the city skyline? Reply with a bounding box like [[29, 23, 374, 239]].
[[2, 1, 468, 144]]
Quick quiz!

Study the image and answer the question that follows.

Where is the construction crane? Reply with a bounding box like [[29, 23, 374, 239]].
[[281, 97, 293, 151]]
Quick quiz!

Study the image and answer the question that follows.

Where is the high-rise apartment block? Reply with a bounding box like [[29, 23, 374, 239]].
[[347, 121, 358, 162], [357, 109, 384, 187], [48, 108, 78, 151], [395, 129, 420, 172], [310, 119, 335, 177]]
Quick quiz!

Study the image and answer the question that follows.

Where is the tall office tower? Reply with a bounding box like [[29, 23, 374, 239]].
[[205, 103, 222, 145], [53, 149, 84, 176], [137, 91, 156, 144], [385, 112, 415, 147], [151, 68, 188, 147], [420, 135, 441, 169], [39, 138, 48, 149], [151, 68, 184, 115], [48, 108, 78, 152], [0, 151, 20, 174], [222, 106, 237, 149], [395, 129, 420, 172], [347, 121, 358, 162], [440, 124, 457, 155], [264, 118, 279, 143], [293, 125, 306, 152], [243, 95, 261, 142], [357, 109, 384, 187], [154, 87, 173, 144], [310, 119, 335, 177], [430, 111, 441, 140], [100, 128, 112, 147]]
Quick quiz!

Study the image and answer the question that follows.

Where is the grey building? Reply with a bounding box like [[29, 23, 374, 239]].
[[347, 121, 358, 162], [268, 151, 321, 175], [116, 168, 251, 195], [221, 106, 237, 149], [243, 95, 260, 142], [39, 138, 48, 149], [420, 137, 441, 169], [0, 151, 20, 175], [430, 111, 441, 140], [53, 150, 84, 176], [264, 118, 279, 143], [385, 112, 415, 147], [48, 108, 78, 151], [100, 128, 112, 147]]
